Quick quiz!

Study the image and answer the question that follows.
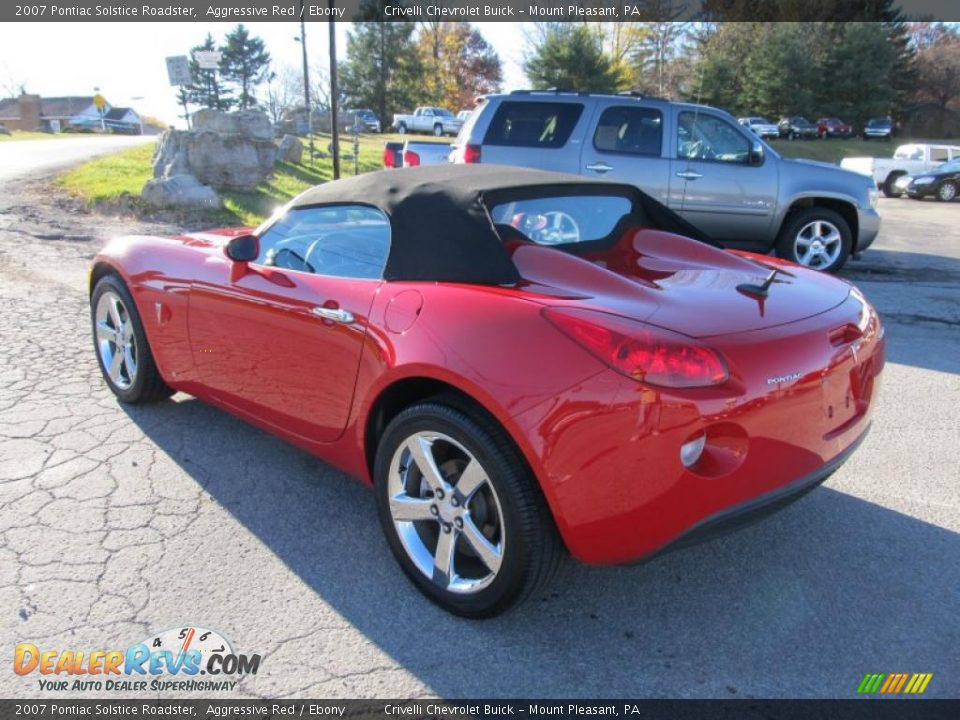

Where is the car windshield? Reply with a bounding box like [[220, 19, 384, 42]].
[[868, 118, 891, 128], [794, 117, 812, 126], [751, 117, 772, 124], [487, 194, 633, 246], [434, 109, 454, 118]]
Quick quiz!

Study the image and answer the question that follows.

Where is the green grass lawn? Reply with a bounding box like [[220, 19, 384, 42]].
[[768, 137, 952, 164], [58, 133, 388, 226], [0, 130, 97, 142], [59, 142, 156, 204]]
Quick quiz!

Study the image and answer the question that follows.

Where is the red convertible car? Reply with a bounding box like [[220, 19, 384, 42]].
[[89, 166, 884, 616]]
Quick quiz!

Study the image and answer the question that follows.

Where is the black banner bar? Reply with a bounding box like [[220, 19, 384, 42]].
[[4, 0, 960, 23], [3, 699, 960, 720]]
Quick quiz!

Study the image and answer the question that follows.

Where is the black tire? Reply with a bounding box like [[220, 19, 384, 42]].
[[373, 397, 564, 617], [775, 207, 853, 273], [883, 172, 905, 198], [91, 274, 174, 403], [396, 123, 407, 135], [936, 180, 957, 202], [433, 123, 443, 137]]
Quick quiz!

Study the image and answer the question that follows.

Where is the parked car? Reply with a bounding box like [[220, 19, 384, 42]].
[[737, 116, 779, 139], [900, 158, 960, 201], [382, 141, 404, 169], [399, 140, 452, 167], [816, 117, 853, 139], [0, 123, 12, 136], [88, 165, 883, 616], [392, 107, 463, 137], [383, 140, 452, 168], [862, 117, 893, 141], [778, 116, 818, 140], [841, 143, 960, 197], [347, 108, 380, 133], [452, 91, 880, 272]]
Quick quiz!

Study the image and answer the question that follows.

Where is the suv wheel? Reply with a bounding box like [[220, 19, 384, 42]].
[[775, 207, 852, 273], [433, 124, 443, 137], [397, 123, 407, 135], [373, 398, 563, 617]]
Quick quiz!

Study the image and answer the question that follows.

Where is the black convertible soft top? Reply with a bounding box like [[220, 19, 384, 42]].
[[289, 164, 711, 285]]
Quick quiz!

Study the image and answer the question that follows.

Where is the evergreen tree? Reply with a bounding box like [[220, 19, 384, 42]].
[[220, 24, 272, 110], [185, 34, 233, 111], [524, 25, 622, 93], [339, 4, 422, 125]]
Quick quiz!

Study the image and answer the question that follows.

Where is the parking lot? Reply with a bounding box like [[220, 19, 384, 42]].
[[0, 180, 957, 698]]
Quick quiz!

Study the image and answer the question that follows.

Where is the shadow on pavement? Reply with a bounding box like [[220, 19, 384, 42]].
[[123, 397, 960, 698]]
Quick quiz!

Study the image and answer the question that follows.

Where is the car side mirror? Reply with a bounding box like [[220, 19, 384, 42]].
[[225, 234, 258, 262], [224, 234, 258, 282], [749, 141, 764, 166]]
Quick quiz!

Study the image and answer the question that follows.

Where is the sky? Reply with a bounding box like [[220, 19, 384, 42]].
[[0, 22, 529, 127]]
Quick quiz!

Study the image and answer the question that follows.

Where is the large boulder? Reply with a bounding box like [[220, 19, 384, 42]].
[[142, 174, 222, 209], [277, 134, 303, 163], [192, 108, 273, 141], [147, 109, 277, 194]]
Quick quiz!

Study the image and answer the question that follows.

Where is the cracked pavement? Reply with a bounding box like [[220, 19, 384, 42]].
[[0, 164, 958, 699]]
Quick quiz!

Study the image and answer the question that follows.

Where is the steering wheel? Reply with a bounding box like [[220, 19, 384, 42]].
[[532, 211, 581, 245]]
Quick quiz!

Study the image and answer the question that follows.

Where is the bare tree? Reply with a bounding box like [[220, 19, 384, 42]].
[[264, 65, 303, 124], [0, 61, 28, 98]]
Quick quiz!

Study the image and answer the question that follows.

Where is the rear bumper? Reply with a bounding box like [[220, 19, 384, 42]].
[[647, 425, 868, 561]]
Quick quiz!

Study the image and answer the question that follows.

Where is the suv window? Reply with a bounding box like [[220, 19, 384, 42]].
[[483, 101, 584, 148], [931, 147, 949, 162], [593, 106, 662, 156], [256, 205, 390, 279], [677, 112, 751, 164]]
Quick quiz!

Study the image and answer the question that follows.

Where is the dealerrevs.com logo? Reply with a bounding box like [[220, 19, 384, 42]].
[[13, 625, 261, 692]]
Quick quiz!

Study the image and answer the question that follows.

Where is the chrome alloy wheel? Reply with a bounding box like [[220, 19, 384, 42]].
[[794, 219, 843, 269], [94, 290, 138, 390], [387, 431, 505, 594]]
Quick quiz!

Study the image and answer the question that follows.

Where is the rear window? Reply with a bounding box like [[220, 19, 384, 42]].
[[483, 101, 584, 149], [487, 194, 632, 246], [593, 106, 663, 156]]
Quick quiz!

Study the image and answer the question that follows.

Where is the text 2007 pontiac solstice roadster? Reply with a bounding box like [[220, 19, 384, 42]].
[[90, 165, 884, 616]]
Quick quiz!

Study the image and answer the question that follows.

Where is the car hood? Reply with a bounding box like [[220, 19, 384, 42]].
[[512, 229, 850, 338]]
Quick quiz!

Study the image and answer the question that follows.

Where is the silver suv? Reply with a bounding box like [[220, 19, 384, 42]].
[[452, 91, 880, 272]]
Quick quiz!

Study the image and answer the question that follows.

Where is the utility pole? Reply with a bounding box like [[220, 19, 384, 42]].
[[329, 0, 340, 180], [298, 0, 315, 164]]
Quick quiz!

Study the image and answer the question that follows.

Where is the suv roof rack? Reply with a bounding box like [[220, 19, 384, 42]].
[[510, 89, 592, 96], [509, 88, 668, 101]]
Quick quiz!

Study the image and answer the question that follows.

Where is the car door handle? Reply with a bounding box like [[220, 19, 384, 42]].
[[675, 170, 703, 180], [586, 162, 613, 174], [311, 306, 354, 324]]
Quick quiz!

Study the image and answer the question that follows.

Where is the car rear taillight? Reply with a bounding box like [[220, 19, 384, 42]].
[[463, 144, 481, 163], [403, 149, 420, 167], [543, 308, 729, 388], [383, 147, 396, 168]]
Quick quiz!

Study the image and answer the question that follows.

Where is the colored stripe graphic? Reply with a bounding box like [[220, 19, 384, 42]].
[[857, 672, 933, 694]]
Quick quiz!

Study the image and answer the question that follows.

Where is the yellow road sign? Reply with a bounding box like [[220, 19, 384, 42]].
[[93, 94, 106, 111]]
